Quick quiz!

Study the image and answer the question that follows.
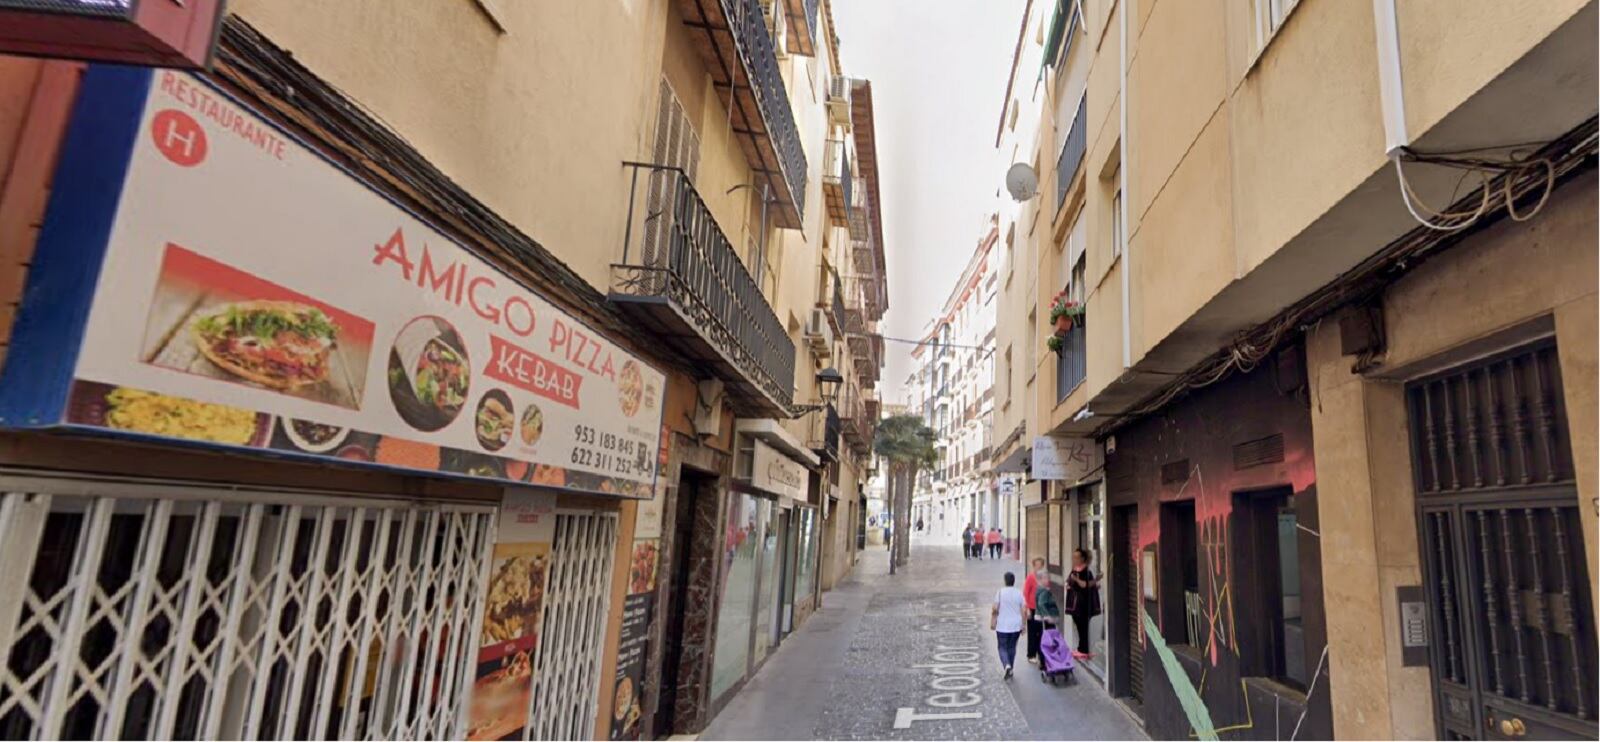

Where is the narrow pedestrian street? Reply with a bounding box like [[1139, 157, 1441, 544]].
[[701, 544, 1144, 741]]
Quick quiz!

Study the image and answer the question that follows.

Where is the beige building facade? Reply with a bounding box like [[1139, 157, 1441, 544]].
[[992, 0, 1595, 739], [0, 0, 885, 738]]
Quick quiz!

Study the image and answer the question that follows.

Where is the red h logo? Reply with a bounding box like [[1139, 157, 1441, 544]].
[[151, 109, 208, 167]]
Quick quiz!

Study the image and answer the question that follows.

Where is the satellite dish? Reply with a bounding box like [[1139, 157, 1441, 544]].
[[1005, 162, 1038, 202]]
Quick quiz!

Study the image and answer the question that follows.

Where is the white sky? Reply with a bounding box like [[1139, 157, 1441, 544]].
[[833, 0, 1026, 404]]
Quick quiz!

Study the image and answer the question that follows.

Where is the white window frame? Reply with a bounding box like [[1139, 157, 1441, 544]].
[[1253, 0, 1301, 61], [1110, 186, 1124, 260]]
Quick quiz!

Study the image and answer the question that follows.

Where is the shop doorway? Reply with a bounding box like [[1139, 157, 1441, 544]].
[[655, 470, 710, 736], [1406, 340, 1595, 740], [1110, 503, 1143, 704], [778, 507, 797, 637]]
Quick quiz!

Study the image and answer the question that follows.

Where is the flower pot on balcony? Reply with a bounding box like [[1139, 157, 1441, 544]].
[[1054, 314, 1073, 332], [1046, 333, 1063, 355]]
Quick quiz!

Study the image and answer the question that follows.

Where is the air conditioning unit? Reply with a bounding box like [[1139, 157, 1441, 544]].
[[805, 307, 834, 357]]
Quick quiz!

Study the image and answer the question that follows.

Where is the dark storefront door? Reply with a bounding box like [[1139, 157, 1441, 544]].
[[1407, 340, 1596, 740], [656, 471, 707, 736], [1111, 503, 1143, 704]]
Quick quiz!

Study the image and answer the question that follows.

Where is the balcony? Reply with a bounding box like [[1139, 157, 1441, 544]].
[[611, 163, 796, 416], [782, 0, 821, 57], [1055, 95, 1087, 208], [848, 178, 871, 240], [676, 0, 807, 227], [1054, 323, 1086, 402], [809, 403, 841, 462], [827, 74, 853, 126], [817, 263, 846, 336], [838, 383, 871, 454], [823, 138, 850, 227], [851, 232, 875, 274]]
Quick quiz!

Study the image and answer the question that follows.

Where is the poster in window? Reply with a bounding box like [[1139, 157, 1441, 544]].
[[467, 491, 556, 741]]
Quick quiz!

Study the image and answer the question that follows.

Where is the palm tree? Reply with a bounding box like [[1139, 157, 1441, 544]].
[[873, 414, 938, 571]]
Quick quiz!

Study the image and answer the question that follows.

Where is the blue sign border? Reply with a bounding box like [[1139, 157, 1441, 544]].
[[0, 64, 150, 426]]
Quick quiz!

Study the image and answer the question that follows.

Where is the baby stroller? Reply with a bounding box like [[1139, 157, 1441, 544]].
[[1038, 625, 1076, 685]]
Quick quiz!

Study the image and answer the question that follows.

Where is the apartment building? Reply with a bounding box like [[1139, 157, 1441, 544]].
[[906, 220, 1003, 547], [0, 0, 886, 739], [991, 0, 1595, 739]]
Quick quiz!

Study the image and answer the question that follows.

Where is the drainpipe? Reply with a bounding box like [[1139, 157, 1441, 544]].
[[1118, 0, 1131, 369], [1372, 0, 1410, 156]]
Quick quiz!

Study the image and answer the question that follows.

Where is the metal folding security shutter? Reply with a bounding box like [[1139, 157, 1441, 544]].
[[525, 511, 618, 741], [0, 477, 495, 741], [1124, 510, 1143, 702]]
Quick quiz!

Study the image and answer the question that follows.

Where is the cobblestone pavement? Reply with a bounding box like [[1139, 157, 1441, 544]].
[[699, 544, 1147, 741]]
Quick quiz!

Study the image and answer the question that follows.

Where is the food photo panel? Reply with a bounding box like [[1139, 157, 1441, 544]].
[[139, 244, 374, 410]]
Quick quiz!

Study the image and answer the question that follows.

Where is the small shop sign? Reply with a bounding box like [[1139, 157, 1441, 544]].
[[1030, 435, 1102, 482], [751, 439, 807, 500], [0, 66, 666, 498]]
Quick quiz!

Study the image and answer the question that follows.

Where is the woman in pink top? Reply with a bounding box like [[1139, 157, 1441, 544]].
[[1022, 556, 1045, 662], [987, 527, 1003, 559]]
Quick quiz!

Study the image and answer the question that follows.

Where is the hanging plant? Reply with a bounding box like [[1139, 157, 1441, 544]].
[[1049, 290, 1085, 331], [1046, 333, 1063, 355]]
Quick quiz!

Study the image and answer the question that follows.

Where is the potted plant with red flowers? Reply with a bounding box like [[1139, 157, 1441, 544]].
[[1049, 291, 1085, 332]]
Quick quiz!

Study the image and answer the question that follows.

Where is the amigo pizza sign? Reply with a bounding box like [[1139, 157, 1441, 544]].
[[0, 66, 667, 498]]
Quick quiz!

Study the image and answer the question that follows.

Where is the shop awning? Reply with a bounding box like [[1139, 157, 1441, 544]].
[[735, 418, 822, 469], [994, 444, 1030, 474]]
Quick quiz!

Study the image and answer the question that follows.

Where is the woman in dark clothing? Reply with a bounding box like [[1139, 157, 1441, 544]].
[[1066, 548, 1101, 657]]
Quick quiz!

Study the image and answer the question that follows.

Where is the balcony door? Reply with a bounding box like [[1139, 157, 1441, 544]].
[[644, 79, 702, 268]]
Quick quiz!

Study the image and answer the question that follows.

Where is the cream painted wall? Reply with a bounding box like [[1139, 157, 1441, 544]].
[[1396, 0, 1591, 141], [232, 0, 668, 292]]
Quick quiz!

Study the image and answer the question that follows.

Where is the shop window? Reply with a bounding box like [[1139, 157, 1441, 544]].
[[1158, 499, 1200, 648], [1232, 487, 1308, 689]]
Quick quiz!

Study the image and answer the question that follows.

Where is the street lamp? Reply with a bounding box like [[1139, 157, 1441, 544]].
[[791, 367, 843, 415]]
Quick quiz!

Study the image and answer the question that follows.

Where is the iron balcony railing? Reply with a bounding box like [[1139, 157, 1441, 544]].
[[823, 138, 849, 226], [730, 0, 807, 218], [848, 178, 870, 240], [612, 162, 796, 413], [810, 403, 841, 461], [842, 150, 854, 219], [1056, 95, 1087, 207], [831, 272, 847, 335], [1055, 323, 1086, 402]]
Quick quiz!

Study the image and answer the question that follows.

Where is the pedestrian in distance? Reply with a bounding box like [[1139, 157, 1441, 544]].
[[916, 516, 925, 532], [961, 524, 974, 560], [991, 571, 1026, 680], [987, 526, 1002, 559], [1066, 548, 1102, 658], [1022, 557, 1046, 663]]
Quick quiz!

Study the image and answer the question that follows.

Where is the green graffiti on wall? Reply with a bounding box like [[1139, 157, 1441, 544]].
[[1141, 611, 1218, 741]]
